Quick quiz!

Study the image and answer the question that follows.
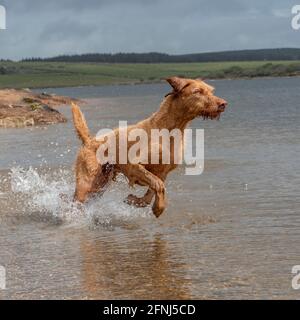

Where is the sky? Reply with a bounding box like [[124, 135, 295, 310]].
[[0, 0, 299, 60]]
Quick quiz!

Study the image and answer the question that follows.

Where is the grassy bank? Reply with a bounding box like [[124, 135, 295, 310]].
[[1, 60, 300, 88]]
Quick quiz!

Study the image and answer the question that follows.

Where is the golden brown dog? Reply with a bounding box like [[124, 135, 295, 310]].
[[71, 77, 227, 218]]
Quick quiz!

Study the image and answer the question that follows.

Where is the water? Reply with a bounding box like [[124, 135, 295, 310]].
[[0, 77, 300, 299]]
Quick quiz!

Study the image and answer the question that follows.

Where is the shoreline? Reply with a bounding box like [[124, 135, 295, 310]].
[[0, 89, 80, 128], [21, 74, 300, 90]]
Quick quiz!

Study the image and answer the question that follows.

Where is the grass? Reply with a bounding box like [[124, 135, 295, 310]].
[[1, 60, 300, 89]]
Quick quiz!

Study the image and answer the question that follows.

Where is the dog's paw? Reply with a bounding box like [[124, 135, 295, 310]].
[[152, 203, 165, 218], [152, 196, 166, 218], [124, 194, 148, 208]]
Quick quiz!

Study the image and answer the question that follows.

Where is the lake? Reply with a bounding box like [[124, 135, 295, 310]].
[[0, 77, 300, 299]]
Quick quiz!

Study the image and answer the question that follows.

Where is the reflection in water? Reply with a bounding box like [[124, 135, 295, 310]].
[[81, 233, 191, 299]]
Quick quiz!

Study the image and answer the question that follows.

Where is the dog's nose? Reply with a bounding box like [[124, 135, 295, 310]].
[[218, 100, 228, 112]]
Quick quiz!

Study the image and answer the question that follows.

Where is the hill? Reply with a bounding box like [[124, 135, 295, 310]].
[[21, 48, 300, 63]]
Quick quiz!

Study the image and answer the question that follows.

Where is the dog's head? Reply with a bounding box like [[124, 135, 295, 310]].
[[165, 77, 228, 120]]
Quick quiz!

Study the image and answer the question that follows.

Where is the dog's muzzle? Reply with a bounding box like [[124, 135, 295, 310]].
[[218, 104, 226, 112], [217, 100, 228, 112]]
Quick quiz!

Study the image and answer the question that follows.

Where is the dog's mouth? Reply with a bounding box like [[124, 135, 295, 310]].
[[199, 110, 222, 120], [201, 113, 221, 120], [199, 104, 226, 120]]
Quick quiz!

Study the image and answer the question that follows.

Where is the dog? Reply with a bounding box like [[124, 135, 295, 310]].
[[71, 77, 227, 218]]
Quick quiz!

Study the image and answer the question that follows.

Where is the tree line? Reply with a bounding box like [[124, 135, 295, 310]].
[[21, 48, 300, 63]]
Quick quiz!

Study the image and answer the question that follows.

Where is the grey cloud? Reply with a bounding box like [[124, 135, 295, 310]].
[[0, 0, 299, 60]]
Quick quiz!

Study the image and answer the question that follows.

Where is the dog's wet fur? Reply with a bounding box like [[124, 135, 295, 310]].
[[71, 77, 227, 218]]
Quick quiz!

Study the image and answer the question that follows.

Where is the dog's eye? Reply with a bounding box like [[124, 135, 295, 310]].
[[193, 89, 203, 95]]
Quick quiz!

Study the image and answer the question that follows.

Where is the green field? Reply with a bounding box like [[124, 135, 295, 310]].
[[1, 60, 300, 89]]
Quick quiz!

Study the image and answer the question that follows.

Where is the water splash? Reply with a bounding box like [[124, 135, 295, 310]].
[[9, 167, 151, 226]]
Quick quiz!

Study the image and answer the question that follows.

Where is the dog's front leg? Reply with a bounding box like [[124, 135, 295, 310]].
[[121, 164, 166, 218]]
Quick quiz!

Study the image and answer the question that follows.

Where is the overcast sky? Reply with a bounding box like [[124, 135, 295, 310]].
[[0, 0, 299, 60]]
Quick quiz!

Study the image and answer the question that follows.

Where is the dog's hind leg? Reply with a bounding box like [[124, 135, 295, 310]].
[[74, 180, 92, 203], [125, 189, 155, 207]]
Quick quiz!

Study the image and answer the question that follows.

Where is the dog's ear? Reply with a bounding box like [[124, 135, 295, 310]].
[[166, 77, 188, 92]]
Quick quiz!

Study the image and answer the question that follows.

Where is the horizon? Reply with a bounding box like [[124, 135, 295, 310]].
[[2, 47, 300, 62]]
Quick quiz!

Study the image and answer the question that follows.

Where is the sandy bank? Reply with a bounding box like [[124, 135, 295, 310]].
[[0, 89, 80, 128]]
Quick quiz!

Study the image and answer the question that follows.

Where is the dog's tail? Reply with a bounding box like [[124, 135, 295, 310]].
[[71, 102, 91, 145]]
